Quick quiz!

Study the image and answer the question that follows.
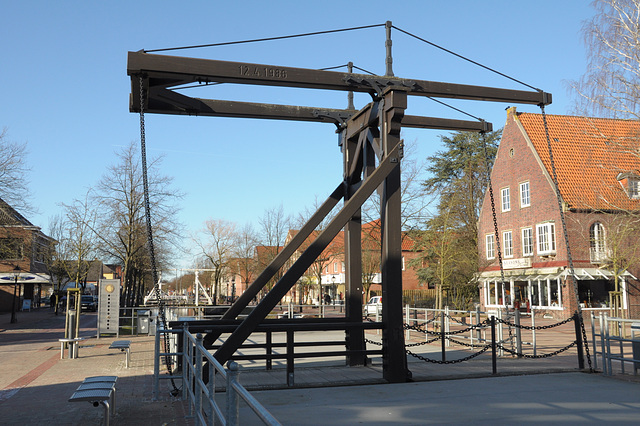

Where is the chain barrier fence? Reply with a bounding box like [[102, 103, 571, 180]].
[[368, 310, 587, 374]]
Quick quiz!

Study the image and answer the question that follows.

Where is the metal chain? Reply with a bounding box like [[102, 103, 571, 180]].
[[406, 337, 441, 347], [498, 341, 577, 359], [496, 315, 574, 330], [404, 318, 490, 336], [540, 105, 592, 372], [139, 75, 180, 395], [448, 337, 484, 348], [481, 131, 507, 297], [406, 345, 491, 364]]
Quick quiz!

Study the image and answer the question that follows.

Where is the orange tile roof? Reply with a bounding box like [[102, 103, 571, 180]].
[[516, 111, 640, 211]]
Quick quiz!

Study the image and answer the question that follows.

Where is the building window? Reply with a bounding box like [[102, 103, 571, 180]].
[[501, 187, 510, 212], [520, 181, 530, 207], [402, 256, 405, 271], [590, 222, 607, 263], [503, 231, 513, 258], [333, 262, 338, 273], [630, 178, 640, 199], [486, 234, 495, 259], [0, 238, 23, 260], [522, 227, 533, 257], [341, 262, 345, 272], [536, 223, 556, 255]]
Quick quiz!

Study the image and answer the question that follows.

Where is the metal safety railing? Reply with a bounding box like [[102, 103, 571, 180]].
[[591, 313, 640, 376], [153, 325, 280, 426]]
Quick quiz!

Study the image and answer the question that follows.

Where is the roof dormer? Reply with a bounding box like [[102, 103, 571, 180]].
[[616, 172, 640, 199]]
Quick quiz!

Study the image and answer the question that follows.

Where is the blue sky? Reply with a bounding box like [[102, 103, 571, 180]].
[[2, 1, 595, 268]]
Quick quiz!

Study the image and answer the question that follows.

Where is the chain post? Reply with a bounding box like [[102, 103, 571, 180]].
[[573, 312, 585, 369], [441, 311, 446, 362], [491, 315, 497, 375]]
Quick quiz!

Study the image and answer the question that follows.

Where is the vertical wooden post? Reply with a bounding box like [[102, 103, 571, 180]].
[[380, 87, 408, 383], [343, 127, 366, 366]]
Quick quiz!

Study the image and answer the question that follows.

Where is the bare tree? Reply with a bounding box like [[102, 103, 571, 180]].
[[296, 198, 339, 305], [572, 0, 640, 119], [0, 128, 33, 214], [256, 205, 291, 295], [92, 142, 183, 307], [59, 192, 100, 291], [195, 219, 237, 304], [230, 223, 259, 301]]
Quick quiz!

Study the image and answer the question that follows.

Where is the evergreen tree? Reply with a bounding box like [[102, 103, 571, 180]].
[[413, 130, 501, 309]]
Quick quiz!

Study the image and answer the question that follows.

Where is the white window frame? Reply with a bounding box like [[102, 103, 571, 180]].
[[503, 231, 513, 258], [536, 222, 556, 255], [520, 181, 530, 207], [522, 227, 533, 257], [630, 178, 640, 199], [501, 187, 511, 212], [486, 234, 495, 259]]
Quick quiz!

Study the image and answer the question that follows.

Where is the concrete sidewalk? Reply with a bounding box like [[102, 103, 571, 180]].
[[2, 308, 640, 425], [239, 372, 640, 425]]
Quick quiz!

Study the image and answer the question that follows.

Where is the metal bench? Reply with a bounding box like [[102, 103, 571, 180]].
[[58, 337, 86, 359], [80, 378, 118, 413], [109, 340, 131, 368], [68, 388, 114, 426]]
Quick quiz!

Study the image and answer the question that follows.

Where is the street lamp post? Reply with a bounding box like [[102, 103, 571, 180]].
[[10, 265, 20, 324]]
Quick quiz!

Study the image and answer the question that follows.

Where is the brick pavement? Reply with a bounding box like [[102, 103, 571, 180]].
[[0, 308, 187, 425]]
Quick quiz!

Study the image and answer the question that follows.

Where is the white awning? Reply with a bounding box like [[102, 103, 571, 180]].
[[479, 267, 636, 282], [0, 272, 52, 284]]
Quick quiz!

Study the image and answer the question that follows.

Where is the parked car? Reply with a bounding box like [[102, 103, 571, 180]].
[[81, 295, 97, 312], [364, 296, 382, 317]]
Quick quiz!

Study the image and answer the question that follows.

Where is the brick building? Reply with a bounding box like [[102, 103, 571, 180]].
[[280, 220, 422, 305], [0, 198, 55, 312], [478, 108, 640, 319]]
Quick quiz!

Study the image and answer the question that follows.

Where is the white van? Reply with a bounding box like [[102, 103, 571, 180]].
[[364, 296, 382, 317]]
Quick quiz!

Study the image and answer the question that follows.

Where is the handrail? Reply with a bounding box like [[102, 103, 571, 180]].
[[154, 325, 280, 425]]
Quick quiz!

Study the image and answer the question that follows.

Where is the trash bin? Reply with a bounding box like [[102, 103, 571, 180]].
[[66, 309, 77, 337], [137, 310, 150, 335], [148, 308, 158, 336]]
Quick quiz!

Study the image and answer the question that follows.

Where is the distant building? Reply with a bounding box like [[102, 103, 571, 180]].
[[478, 108, 640, 319], [0, 198, 55, 311], [282, 220, 423, 305]]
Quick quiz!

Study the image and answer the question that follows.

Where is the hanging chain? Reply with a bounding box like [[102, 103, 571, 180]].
[[481, 130, 507, 291], [139, 75, 181, 394], [540, 105, 593, 372]]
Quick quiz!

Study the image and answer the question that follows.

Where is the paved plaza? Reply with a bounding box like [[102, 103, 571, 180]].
[[1, 307, 640, 425]]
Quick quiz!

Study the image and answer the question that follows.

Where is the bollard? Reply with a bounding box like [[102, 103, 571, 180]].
[[441, 311, 446, 362], [515, 309, 522, 358], [491, 315, 497, 375], [573, 313, 585, 370]]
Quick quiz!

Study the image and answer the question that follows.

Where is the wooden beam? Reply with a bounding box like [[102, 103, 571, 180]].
[[128, 51, 551, 105]]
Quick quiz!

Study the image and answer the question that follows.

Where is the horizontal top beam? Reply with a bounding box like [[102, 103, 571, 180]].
[[134, 89, 492, 132], [128, 51, 551, 105]]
